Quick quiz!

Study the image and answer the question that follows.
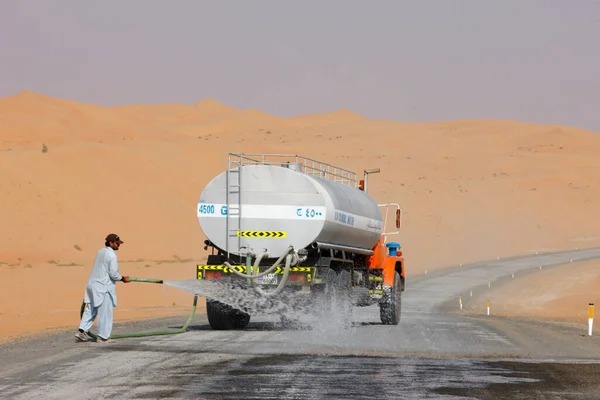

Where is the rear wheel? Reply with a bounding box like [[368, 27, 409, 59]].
[[312, 268, 352, 324], [380, 271, 402, 325], [206, 299, 251, 330]]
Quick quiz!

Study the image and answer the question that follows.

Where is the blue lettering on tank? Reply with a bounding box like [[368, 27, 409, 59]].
[[297, 208, 323, 218], [198, 204, 216, 214], [220, 205, 228, 215], [335, 211, 355, 226], [367, 221, 383, 230]]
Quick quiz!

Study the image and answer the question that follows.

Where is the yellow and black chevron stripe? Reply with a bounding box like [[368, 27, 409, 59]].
[[236, 230, 286, 238], [196, 264, 315, 279], [271, 266, 313, 274], [196, 264, 255, 277]]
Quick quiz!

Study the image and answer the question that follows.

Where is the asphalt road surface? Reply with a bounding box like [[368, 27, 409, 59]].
[[2, 247, 600, 399]]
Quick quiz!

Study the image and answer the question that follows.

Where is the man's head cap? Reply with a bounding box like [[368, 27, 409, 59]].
[[105, 233, 124, 244]]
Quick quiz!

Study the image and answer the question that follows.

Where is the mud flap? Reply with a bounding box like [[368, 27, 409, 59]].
[[333, 270, 353, 326]]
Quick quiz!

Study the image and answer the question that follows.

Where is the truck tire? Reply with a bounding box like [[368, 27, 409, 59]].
[[380, 271, 402, 325], [206, 299, 251, 330]]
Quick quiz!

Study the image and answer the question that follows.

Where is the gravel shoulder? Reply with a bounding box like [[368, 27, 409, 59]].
[[0, 313, 210, 379]]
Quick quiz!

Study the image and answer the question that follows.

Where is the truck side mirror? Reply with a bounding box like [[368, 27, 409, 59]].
[[395, 209, 402, 229]]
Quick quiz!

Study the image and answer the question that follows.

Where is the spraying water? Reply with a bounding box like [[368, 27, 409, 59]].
[[163, 278, 357, 334]]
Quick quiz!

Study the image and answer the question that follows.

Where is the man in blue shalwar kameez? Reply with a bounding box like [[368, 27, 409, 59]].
[[75, 233, 130, 343]]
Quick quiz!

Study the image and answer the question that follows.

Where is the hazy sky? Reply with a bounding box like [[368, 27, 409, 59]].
[[1, 1, 599, 132]]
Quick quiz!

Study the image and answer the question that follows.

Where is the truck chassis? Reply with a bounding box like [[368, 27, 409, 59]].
[[197, 214, 404, 330]]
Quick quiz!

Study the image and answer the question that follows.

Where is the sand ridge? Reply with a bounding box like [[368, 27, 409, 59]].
[[1, 90, 600, 342]]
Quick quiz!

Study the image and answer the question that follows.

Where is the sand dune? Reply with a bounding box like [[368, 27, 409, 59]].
[[1, 90, 600, 342]]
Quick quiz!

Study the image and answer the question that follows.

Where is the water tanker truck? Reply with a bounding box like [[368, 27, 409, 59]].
[[196, 153, 405, 329]]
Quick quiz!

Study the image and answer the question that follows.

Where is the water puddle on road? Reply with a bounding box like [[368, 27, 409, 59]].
[[163, 354, 552, 400]]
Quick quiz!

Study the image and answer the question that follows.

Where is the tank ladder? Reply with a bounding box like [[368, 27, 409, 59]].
[[225, 154, 243, 260]]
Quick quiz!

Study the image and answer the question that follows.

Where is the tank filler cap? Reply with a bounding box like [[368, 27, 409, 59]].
[[386, 242, 401, 256]]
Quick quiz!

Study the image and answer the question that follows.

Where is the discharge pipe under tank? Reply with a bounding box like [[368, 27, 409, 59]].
[[311, 241, 374, 256], [220, 245, 297, 297], [223, 245, 295, 279]]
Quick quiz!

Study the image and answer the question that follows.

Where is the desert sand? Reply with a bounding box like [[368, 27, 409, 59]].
[[466, 259, 600, 325], [1, 90, 600, 343]]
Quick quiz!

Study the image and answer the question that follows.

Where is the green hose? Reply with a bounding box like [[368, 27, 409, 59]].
[[128, 277, 164, 284], [79, 276, 198, 340]]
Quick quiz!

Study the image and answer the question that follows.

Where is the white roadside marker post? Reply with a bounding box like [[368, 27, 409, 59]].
[[459, 296, 462, 310], [589, 303, 595, 336], [487, 300, 491, 316]]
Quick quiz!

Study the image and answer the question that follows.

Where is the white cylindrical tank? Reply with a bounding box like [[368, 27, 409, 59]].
[[197, 164, 383, 257]]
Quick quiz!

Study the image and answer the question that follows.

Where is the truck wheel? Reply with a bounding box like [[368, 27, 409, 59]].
[[380, 271, 402, 325], [206, 299, 251, 330]]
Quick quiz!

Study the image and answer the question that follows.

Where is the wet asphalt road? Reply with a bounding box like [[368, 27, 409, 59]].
[[2, 247, 600, 399]]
